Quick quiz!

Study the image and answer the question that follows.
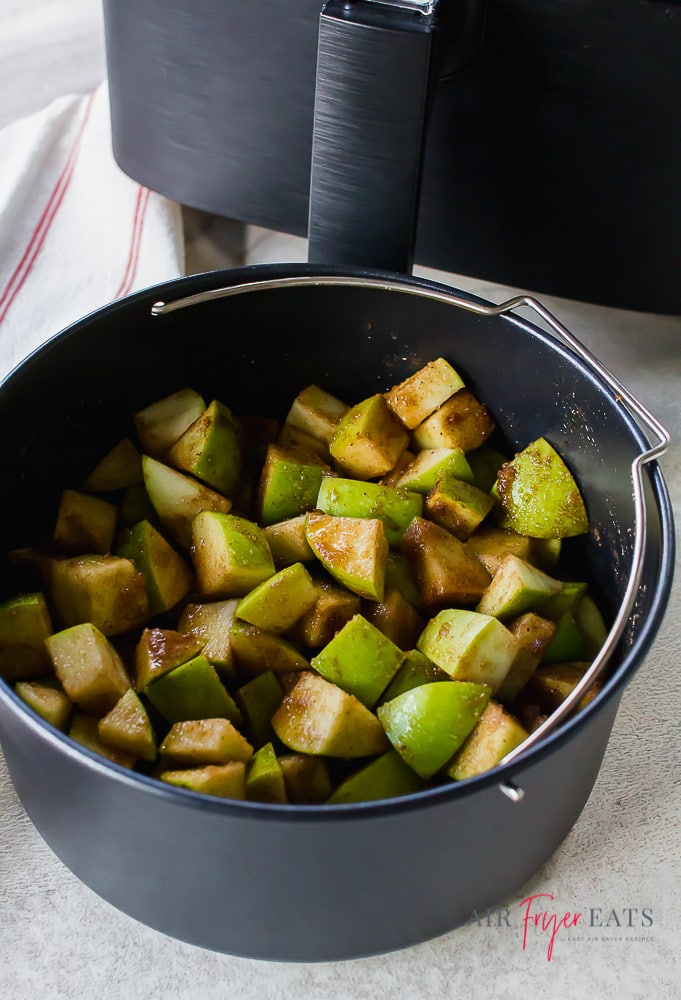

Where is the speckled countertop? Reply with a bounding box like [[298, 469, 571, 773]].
[[0, 4, 679, 998]]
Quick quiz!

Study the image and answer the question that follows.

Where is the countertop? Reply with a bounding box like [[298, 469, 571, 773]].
[[1, 4, 679, 999]]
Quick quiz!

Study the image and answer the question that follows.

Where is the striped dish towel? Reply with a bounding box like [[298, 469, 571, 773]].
[[0, 82, 184, 379]]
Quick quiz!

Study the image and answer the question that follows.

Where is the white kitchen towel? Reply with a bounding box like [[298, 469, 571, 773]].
[[0, 82, 184, 379]]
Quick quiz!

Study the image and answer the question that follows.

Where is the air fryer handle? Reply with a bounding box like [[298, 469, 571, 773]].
[[307, 0, 442, 274]]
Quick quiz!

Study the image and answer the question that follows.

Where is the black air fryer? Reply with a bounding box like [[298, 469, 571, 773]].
[[102, 0, 681, 313]]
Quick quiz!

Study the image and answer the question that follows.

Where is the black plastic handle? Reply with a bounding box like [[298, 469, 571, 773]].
[[307, 0, 441, 274]]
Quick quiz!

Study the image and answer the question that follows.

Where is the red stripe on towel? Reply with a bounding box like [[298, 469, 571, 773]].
[[115, 185, 151, 299], [0, 91, 96, 327]]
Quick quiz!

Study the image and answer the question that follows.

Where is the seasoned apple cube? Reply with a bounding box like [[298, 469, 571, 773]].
[[425, 474, 495, 540], [401, 517, 491, 608], [284, 384, 350, 444], [246, 742, 288, 804], [134, 387, 206, 457], [279, 754, 333, 804], [535, 580, 588, 621], [394, 447, 473, 493], [176, 600, 239, 675], [272, 671, 389, 757], [143, 456, 232, 549], [540, 611, 587, 663], [45, 622, 131, 715], [524, 661, 598, 712], [236, 562, 318, 634], [327, 749, 425, 804], [493, 437, 589, 538], [192, 512, 275, 598], [83, 438, 143, 492], [118, 520, 194, 615], [14, 679, 72, 731], [293, 576, 361, 648], [305, 511, 388, 601], [257, 444, 328, 526], [476, 554, 563, 620], [134, 627, 204, 692], [98, 689, 157, 761], [384, 358, 465, 429], [310, 614, 405, 708], [49, 554, 149, 635], [229, 621, 309, 676], [378, 681, 491, 778], [277, 423, 330, 460], [159, 717, 253, 766], [160, 762, 246, 799], [412, 389, 495, 453], [0, 592, 53, 681], [496, 612, 556, 703], [465, 525, 534, 576], [235, 671, 284, 748], [145, 654, 242, 725], [316, 477, 422, 546], [447, 699, 528, 780], [329, 394, 409, 479], [52, 489, 117, 556], [378, 648, 446, 705], [416, 609, 519, 693], [263, 515, 315, 568], [167, 399, 242, 497], [361, 585, 425, 650], [70, 713, 137, 769]]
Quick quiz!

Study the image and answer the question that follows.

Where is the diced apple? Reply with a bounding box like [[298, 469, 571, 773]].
[[160, 762, 246, 799], [384, 358, 465, 429], [176, 600, 239, 675], [192, 511, 275, 598], [159, 717, 253, 766], [167, 399, 242, 497], [284, 384, 350, 444], [236, 562, 318, 634], [425, 474, 495, 540], [70, 713, 137, 769], [145, 654, 242, 725], [49, 554, 149, 635], [134, 627, 204, 692], [246, 742, 288, 804], [401, 517, 491, 608], [118, 519, 194, 615], [316, 477, 422, 546], [229, 621, 309, 676], [394, 447, 473, 493], [45, 622, 131, 715], [476, 554, 562, 620], [305, 511, 388, 601], [98, 688, 157, 761], [52, 489, 117, 555], [310, 613, 405, 708], [263, 515, 316, 568], [447, 700, 528, 780], [327, 749, 425, 804], [412, 389, 495, 452], [329, 394, 409, 479], [83, 438, 142, 492], [134, 388, 206, 458], [0, 592, 53, 681], [142, 455, 232, 549], [14, 678, 72, 730], [257, 444, 328, 526], [361, 585, 425, 650], [416, 609, 519, 693]]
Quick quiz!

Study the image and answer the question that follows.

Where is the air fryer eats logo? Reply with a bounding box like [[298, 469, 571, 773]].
[[470, 893, 654, 961]]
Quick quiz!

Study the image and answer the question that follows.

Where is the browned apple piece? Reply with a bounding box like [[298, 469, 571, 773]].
[[135, 627, 204, 692], [384, 358, 465, 430], [83, 437, 143, 492], [159, 717, 253, 767], [46, 622, 131, 715], [176, 600, 239, 676], [284, 384, 350, 444], [329, 393, 409, 480], [362, 585, 425, 650], [465, 525, 534, 576], [447, 700, 528, 780], [412, 389, 496, 453], [14, 678, 72, 730], [263, 515, 316, 568], [425, 474, 495, 540], [134, 388, 206, 458], [98, 688, 157, 761], [496, 611, 556, 703], [160, 762, 246, 799], [401, 517, 491, 608], [305, 511, 388, 602], [49, 554, 149, 635], [70, 713, 137, 769], [0, 592, 54, 681]]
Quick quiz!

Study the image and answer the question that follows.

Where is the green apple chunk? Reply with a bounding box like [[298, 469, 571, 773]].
[[378, 681, 491, 778], [160, 762, 246, 799], [316, 476, 422, 547], [118, 520, 194, 616], [159, 717, 253, 767], [384, 358, 465, 430], [310, 613, 405, 709], [284, 384, 350, 444], [575, 594, 608, 658], [329, 393, 409, 479], [98, 689, 157, 761], [135, 627, 204, 692], [540, 611, 587, 663], [279, 754, 333, 804], [292, 576, 361, 648], [495, 612, 556, 703], [412, 389, 496, 453], [257, 444, 328, 526], [277, 423, 330, 461], [70, 713, 137, 769], [394, 447, 473, 493], [246, 742, 288, 804], [52, 489, 117, 555], [235, 671, 284, 748], [361, 586, 425, 651], [236, 562, 318, 634], [142, 455, 232, 549], [83, 437, 143, 492], [272, 671, 389, 757], [134, 387, 206, 458], [447, 700, 528, 780], [425, 473, 495, 540], [493, 437, 589, 538], [49, 554, 149, 635], [167, 399, 242, 497], [14, 679, 72, 731], [327, 749, 426, 804], [192, 512, 275, 598], [176, 600, 239, 676], [119, 484, 157, 526], [145, 654, 242, 726], [229, 621, 309, 676], [0, 592, 53, 681], [305, 511, 388, 601], [465, 525, 534, 576], [475, 554, 562, 620], [45, 622, 131, 715], [466, 444, 509, 493], [416, 609, 519, 693], [401, 517, 491, 608], [378, 648, 447, 706], [535, 580, 588, 621], [262, 515, 315, 568]]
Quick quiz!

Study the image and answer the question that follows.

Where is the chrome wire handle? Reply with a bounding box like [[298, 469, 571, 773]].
[[152, 274, 671, 781]]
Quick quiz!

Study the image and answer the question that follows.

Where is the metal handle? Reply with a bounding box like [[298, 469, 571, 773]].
[[151, 275, 671, 781]]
